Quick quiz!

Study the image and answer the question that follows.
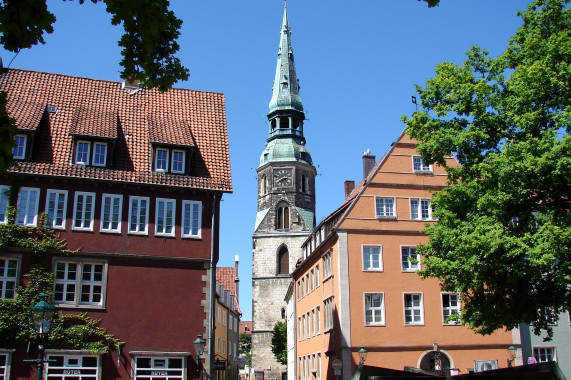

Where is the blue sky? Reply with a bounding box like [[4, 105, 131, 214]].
[[1, 0, 532, 321]]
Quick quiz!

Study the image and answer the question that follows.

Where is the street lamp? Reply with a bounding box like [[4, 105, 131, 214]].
[[507, 345, 517, 368], [358, 346, 368, 365], [29, 293, 57, 380], [193, 334, 206, 374]]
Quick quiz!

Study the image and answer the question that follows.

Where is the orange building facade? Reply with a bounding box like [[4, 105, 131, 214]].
[[290, 132, 514, 379]]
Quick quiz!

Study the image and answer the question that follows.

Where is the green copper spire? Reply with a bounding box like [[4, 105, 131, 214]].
[[259, 4, 312, 168], [268, 5, 303, 113]]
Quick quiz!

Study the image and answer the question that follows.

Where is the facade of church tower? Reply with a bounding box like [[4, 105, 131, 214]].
[[252, 6, 316, 379]]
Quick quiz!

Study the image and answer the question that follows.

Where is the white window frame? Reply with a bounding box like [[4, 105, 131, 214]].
[[133, 355, 186, 380], [401, 246, 420, 272], [128, 196, 150, 235], [155, 147, 169, 172], [75, 140, 91, 165], [100, 194, 122, 233], [410, 198, 433, 220], [181, 200, 202, 238], [0, 255, 20, 299], [53, 258, 107, 308], [315, 265, 320, 287], [13, 134, 27, 160], [72, 192, 95, 231], [155, 198, 176, 237], [45, 352, 101, 380], [45, 189, 68, 229], [442, 293, 461, 325], [362, 245, 382, 271], [375, 197, 396, 219], [413, 156, 433, 173], [92, 142, 107, 167], [316, 306, 320, 335], [364, 293, 385, 326], [0, 350, 13, 379], [171, 149, 185, 174], [0, 185, 10, 224], [16, 187, 40, 227], [404, 293, 424, 325], [533, 347, 556, 363]]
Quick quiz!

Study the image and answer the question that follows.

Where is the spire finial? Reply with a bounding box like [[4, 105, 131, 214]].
[[284, 0, 287, 8]]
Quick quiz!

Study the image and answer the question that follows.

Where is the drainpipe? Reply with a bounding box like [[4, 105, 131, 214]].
[[209, 192, 221, 378]]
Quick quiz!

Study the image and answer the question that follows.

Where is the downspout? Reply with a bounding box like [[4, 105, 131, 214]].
[[209, 192, 221, 378]]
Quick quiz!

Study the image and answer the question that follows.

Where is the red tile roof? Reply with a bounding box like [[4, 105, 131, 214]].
[[216, 266, 241, 315], [0, 68, 232, 192], [239, 321, 252, 335]]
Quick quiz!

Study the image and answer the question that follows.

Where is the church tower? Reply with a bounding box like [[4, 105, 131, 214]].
[[252, 4, 316, 379]]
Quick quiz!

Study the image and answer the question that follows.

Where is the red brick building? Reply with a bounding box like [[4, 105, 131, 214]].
[[0, 67, 232, 379]]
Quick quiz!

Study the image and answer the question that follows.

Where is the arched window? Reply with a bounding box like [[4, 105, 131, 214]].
[[420, 351, 451, 376], [278, 246, 289, 274], [276, 202, 290, 230]]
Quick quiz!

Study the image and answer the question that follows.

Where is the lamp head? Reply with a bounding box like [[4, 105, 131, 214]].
[[30, 293, 56, 340]]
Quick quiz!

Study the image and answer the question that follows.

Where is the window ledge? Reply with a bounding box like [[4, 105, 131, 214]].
[[376, 216, 397, 220]]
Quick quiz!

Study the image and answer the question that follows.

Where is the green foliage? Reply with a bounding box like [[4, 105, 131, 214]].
[[0, 207, 121, 351], [239, 332, 251, 359], [0, 93, 17, 173], [403, 0, 571, 339], [271, 320, 287, 366]]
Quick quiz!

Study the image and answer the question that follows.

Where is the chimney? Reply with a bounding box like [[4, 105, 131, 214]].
[[344, 180, 355, 199], [363, 149, 376, 179], [234, 255, 240, 302]]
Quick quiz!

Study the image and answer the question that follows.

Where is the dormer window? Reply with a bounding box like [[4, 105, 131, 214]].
[[74, 140, 108, 167], [13, 134, 27, 160], [153, 146, 187, 174]]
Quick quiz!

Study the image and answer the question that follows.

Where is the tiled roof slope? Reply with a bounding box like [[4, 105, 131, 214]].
[[216, 267, 241, 315], [0, 68, 232, 192]]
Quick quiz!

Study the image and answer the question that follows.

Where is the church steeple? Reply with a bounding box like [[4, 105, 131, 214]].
[[268, 5, 303, 114], [261, 4, 311, 167]]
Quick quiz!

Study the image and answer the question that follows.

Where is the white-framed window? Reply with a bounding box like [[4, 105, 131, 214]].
[[181, 200, 202, 238], [322, 252, 333, 280], [442, 293, 461, 325], [0, 350, 12, 379], [298, 317, 302, 341], [362, 245, 382, 271], [375, 197, 395, 218], [73, 192, 95, 231], [533, 347, 556, 363], [401, 246, 420, 272], [155, 148, 169, 172], [413, 156, 432, 173], [222, 339, 226, 354], [155, 198, 175, 236], [364, 293, 385, 326], [410, 198, 433, 220], [317, 353, 322, 380], [133, 356, 186, 380], [310, 269, 315, 291], [0, 186, 10, 224], [45, 352, 100, 380], [53, 259, 107, 308], [171, 150, 185, 174], [16, 187, 40, 226], [316, 306, 320, 334], [301, 315, 305, 340], [0, 256, 19, 299], [101, 194, 122, 233], [404, 293, 424, 325], [223, 310, 227, 326], [311, 309, 316, 336], [128, 196, 150, 235], [13, 134, 27, 159], [315, 265, 320, 287], [92, 142, 107, 167], [46, 190, 68, 229], [75, 141, 91, 165], [324, 297, 334, 331]]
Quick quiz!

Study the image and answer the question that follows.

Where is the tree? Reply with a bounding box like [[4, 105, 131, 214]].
[[271, 320, 287, 366], [0, 0, 189, 171], [403, 0, 570, 339], [239, 332, 252, 358], [0, 207, 121, 351]]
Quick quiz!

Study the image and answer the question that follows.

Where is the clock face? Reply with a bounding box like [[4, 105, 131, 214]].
[[273, 168, 293, 187]]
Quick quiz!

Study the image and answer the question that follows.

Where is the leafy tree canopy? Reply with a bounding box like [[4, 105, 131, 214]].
[[403, 0, 571, 339], [271, 320, 287, 366]]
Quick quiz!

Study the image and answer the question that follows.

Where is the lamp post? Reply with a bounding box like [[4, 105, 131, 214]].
[[358, 346, 368, 366], [193, 334, 206, 375], [28, 293, 57, 380], [507, 345, 517, 368]]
